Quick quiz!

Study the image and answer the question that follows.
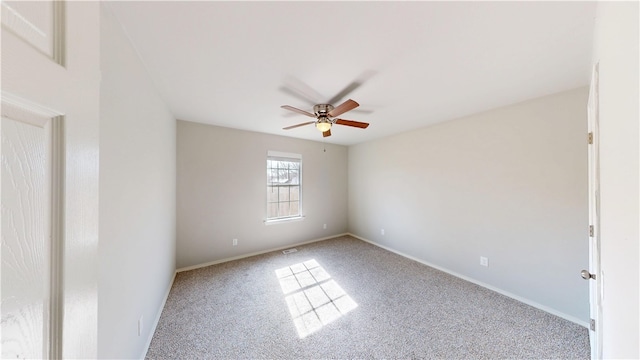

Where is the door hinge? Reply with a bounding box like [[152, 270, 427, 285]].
[[590, 319, 596, 331], [588, 132, 593, 144], [589, 225, 594, 237]]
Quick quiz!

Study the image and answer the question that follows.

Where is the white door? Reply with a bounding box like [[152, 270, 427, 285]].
[[585, 63, 603, 359], [1, 1, 69, 358], [2, 1, 100, 357], [1, 114, 53, 359]]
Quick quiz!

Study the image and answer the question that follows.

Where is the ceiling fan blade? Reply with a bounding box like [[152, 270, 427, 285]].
[[349, 108, 374, 115], [328, 99, 359, 118], [335, 119, 369, 129], [279, 87, 317, 106], [283, 121, 315, 130], [326, 70, 376, 105], [282, 76, 324, 104], [323, 129, 331, 137], [281, 105, 315, 118], [327, 81, 364, 106]]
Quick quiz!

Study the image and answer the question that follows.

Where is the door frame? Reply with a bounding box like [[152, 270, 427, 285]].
[[587, 62, 603, 360]]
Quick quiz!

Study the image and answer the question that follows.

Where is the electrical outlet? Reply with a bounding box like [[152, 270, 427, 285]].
[[381, 229, 385, 236], [323, 224, 327, 229], [480, 256, 489, 267], [233, 238, 238, 246], [138, 316, 143, 336]]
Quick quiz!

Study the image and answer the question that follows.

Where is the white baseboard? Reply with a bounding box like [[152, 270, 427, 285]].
[[176, 233, 349, 273], [140, 271, 176, 360], [347, 233, 589, 329]]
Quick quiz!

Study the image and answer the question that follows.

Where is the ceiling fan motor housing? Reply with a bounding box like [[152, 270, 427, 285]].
[[313, 104, 334, 117]]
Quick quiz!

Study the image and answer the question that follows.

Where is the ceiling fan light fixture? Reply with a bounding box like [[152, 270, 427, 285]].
[[316, 118, 331, 132]]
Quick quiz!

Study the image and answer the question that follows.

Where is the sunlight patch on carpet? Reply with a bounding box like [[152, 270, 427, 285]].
[[276, 259, 358, 338]]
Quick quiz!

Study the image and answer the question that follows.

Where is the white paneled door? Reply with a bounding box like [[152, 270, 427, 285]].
[[1, 116, 52, 359], [1, 1, 66, 358]]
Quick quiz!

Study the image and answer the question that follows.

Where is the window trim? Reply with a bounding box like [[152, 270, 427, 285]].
[[265, 151, 303, 224]]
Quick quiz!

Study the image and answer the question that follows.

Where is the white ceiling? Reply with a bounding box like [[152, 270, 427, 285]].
[[108, 1, 596, 146]]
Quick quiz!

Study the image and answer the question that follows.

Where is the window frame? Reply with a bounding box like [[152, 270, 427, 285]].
[[265, 151, 303, 224]]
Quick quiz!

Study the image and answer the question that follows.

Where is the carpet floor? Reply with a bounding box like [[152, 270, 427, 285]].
[[146, 236, 590, 359]]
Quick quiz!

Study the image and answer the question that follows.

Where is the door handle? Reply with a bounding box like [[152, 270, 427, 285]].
[[581, 269, 596, 280]]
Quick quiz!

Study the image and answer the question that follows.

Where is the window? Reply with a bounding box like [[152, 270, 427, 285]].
[[267, 151, 302, 221]]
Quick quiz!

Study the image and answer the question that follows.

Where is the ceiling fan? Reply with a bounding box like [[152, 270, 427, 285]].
[[281, 99, 369, 138]]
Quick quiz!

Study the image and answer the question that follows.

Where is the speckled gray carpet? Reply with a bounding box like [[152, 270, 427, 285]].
[[146, 236, 590, 359]]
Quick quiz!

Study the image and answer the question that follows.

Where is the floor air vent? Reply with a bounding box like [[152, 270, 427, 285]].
[[282, 248, 297, 254]]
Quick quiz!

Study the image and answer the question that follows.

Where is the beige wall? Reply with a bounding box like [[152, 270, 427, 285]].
[[348, 88, 589, 323], [177, 121, 348, 269], [592, 2, 639, 358], [98, 5, 177, 359]]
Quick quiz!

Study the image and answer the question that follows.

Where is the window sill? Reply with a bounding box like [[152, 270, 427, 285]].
[[264, 216, 305, 225]]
